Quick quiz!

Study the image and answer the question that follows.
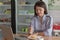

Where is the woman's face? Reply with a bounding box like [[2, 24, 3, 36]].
[[36, 6, 45, 17]]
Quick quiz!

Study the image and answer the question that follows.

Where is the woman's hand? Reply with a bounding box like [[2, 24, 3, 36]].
[[28, 33, 38, 39], [37, 32, 45, 36], [28, 27, 34, 35]]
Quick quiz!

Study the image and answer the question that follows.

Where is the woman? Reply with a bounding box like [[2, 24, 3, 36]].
[[28, 1, 53, 36]]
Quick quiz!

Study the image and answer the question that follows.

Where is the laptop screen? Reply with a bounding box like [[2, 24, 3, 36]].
[[0, 29, 4, 40], [0, 25, 14, 40]]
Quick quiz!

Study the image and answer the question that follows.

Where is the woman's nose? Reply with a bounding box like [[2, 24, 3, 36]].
[[37, 10, 41, 13]]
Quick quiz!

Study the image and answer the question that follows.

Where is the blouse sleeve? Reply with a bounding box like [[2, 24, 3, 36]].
[[30, 18, 35, 28], [44, 16, 53, 36], [29, 17, 35, 34]]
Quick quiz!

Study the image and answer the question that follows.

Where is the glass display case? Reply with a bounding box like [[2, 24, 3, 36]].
[[15, 0, 36, 34], [0, 0, 11, 27]]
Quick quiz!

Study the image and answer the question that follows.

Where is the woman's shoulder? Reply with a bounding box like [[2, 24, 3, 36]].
[[31, 16, 37, 20], [46, 14, 53, 20], [46, 14, 53, 18]]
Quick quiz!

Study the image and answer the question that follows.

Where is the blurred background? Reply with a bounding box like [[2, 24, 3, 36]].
[[0, 0, 60, 40]]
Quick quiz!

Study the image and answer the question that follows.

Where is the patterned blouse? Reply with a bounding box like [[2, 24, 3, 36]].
[[30, 14, 53, 36]]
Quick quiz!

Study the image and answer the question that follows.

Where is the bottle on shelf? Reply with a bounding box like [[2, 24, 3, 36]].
[[0, 2, 3, 5], [0, 18, 11, 22], [4, 9, 11, 14]]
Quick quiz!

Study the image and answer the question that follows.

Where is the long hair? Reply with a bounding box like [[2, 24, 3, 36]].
[[34, 1, 48, 16]]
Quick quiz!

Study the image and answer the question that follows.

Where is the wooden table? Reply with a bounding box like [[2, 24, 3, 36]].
[[14, 34, 60, 40], [44, 36, 60, 40]]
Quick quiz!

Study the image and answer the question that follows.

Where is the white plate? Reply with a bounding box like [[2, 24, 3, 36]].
[[28, 35, 44, 40], [37, 36, 44, 40]]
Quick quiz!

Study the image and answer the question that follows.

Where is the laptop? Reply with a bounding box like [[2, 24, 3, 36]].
[[0, 25, 14, 40], [0, 29, 3, 40]]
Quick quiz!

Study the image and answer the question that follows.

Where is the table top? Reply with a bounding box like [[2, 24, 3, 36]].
[[14, 34, 60, 40], [43, 36, 60, 40]]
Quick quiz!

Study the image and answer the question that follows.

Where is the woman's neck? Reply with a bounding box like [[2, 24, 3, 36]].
[[39, 15, 44, 18]]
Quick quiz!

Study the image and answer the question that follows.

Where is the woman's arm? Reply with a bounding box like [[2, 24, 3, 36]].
[[28, 17, 35, 35], [28, 27, 34, 35], [28, 17, 38, 35], [44, 16, 53, 36]]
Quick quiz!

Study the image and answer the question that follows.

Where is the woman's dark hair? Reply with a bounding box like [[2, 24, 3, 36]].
[[34, 1, 48, 16]]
